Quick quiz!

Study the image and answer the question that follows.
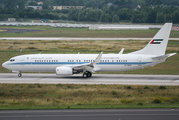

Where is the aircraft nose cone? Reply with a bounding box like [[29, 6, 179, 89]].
[[2, 62, 5, 67], [2, 62, 8, 69]]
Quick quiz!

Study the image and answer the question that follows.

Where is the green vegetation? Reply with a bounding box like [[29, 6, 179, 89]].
[[0, 39, 179, 74], [0, 26, 158, 38], [0, 26, 160, 38], [1, 26, 179, 38], [0, 84, 178, 110], [1, 0, 179, 23]]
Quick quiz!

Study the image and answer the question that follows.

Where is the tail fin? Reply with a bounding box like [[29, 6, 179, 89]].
[[129, 23, 172, 55]]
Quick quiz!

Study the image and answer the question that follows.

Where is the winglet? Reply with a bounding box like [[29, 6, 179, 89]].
[[119, 48, 124, 54], [93, 52, 103, 64]]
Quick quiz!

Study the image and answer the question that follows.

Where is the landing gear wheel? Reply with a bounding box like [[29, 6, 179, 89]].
[[18, 73, 22, 77], [87, 72, 92, 77], [83, 73, 88, 78]]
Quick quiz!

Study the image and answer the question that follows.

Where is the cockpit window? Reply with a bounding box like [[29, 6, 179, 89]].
[[10, 59, 15, 62]]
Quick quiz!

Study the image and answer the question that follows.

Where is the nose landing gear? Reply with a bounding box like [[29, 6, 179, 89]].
[[83, 72, 92, 78]]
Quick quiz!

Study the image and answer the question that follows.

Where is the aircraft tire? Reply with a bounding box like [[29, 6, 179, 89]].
[[83, 73, 88, 78], [87, 72, 92, 77], [18, 73, 22, 77]]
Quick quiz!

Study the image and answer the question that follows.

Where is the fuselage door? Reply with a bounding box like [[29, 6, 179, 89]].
[[20, 56, 25, 65]]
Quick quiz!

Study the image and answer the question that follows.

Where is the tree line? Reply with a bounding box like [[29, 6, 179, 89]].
[[1, 0, 179, 23], [68, 4, 179, 23]]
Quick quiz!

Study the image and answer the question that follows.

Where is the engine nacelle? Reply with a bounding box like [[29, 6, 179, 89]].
[[56, 66, 73, 75]]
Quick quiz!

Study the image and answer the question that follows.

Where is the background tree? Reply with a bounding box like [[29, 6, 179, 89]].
[[68, 7, 79, 21], [17, 0, 25, 10], [156, 12, 166, 23], [146, 9, 156, 23], [85, 8, 102, 22], [170, 0, 179, 6], [85, 0, 97, 8], [127, 0, 133, 9], [154, 0, 163, 5], [61, 15, 67, 20], [78, 10, 85, 21], [119, 0, 126, 8], [28, 1, 38, 6], [0, 0, 4, 4], [112, 14, 119, 23], [77, 0, 84, 6], [3, 0, 18, 9], [117, 8, 132, 21], [172, 10, 179, 23], [42, 0, 50, 10], [70, 0, 77, 6], [131, 10, 146, 23], [100, 12, 108, 22]]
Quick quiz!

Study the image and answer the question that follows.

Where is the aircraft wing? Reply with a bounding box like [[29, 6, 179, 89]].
[[71, 52, 103, 72]]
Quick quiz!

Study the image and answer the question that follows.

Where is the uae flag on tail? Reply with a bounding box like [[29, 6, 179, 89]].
[[150, 39, 163, 44]]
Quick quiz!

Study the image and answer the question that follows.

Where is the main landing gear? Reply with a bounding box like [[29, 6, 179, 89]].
[[83, 72, 92, 78], [18, 72, 22, 77]]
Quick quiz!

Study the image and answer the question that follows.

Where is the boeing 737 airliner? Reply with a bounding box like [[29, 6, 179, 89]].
[[2, 23, 176, 78]]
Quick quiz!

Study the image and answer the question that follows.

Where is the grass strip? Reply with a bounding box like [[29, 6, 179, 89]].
[[0, 84, 178, 110]]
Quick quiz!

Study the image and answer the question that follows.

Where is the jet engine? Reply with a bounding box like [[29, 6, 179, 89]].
[[56, 66, 73, 75]]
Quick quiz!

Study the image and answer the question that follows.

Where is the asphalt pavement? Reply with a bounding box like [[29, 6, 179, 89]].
[[0, 73, 179, 85], [0, 109, 178, 120]]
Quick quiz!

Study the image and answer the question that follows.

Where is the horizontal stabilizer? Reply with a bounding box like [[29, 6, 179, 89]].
[[152, 53, 176, 60]]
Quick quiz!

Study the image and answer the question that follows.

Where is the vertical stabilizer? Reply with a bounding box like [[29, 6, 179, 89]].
[[129, 23, 172, 55]]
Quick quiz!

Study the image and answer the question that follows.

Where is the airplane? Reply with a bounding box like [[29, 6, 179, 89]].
[[2, 23, 176, 78]]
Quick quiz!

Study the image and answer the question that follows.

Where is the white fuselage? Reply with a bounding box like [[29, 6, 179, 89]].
[[2, 54, 163, 73]]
